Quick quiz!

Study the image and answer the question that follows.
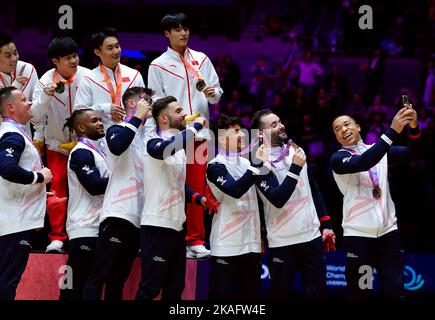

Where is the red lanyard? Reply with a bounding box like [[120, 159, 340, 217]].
[[52, 69, 76, 113], [179, 53, 203, 81], [100, 64, 122, 105], [52, 69, 75, 85]]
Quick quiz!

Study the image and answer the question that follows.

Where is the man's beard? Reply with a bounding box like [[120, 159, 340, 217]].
[[272, 131, 288, 145], [88, 131, 105, 140], [170, 117, 186, 131]]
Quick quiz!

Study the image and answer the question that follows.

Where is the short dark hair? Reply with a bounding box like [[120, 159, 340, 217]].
[[91, 27, 119, 51], [48, 37, 78, 59], [331, 114, 358, 128], [211, 114, 242, 137], [152, 96, 177, 121], [160, 13, 190, 31], [122, 87, 154, 107], [0, 32, 13, 50], [250, 109, 273, 130], [0, 86, 17, 115], [64, 108, 94, 133]]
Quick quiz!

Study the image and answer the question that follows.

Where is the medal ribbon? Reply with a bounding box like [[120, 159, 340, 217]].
[[344, 144, 380, 188], [180, 54, 204, 81], [217, 137, 260, 158], [52, 69, 76, 86], [52, 70, 76, 113], [100, 64, 122, 105], [269, 141, 293, 167], [78, 137, 106, 159], [3, 117, 43, 165]]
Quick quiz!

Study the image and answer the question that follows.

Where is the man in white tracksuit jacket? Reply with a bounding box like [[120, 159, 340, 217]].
[[148, 13, 223, 258], [0, 32, 39, 137], [82, 88, 151, 301], [206, 114, 269, 300], [74, 28, 144, 127], [251, 109, 335, 300], [136, 96, 209, 300], [0, 87, 52, 300], [61, 108, 108, 300], [31, 36, 91, 253], [331, 105, 420, 299]]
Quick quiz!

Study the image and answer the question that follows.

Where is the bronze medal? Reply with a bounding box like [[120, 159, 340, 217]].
[[55, 81, 65, 94], [372, 186, 382, 199], [196, 79, 206, 92]]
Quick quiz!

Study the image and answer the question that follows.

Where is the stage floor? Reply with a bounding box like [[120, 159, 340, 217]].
[[15, 253, 197, 300]]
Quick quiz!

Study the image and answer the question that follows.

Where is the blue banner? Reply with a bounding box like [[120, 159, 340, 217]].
[[196, 250, 435, 299]]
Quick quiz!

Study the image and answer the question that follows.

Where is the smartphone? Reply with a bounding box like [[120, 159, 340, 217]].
[[401, 94, 410, 107]]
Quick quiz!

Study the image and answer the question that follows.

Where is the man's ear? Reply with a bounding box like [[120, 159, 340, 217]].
[[76, 123, 86, 135], [125, 99, 134, 112], [94, 48, 101, 58], [52, 57, 59, 67], [164, 30, 170, 40], [159, 113, 168, 125], [5, 101, 15, 116]]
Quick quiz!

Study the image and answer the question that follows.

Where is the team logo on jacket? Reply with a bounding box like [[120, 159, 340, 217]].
[[110, 133, 117, 140], [82, 165, 94, 174], [260, 181, 269, 191], [216, 176, 227, 185], [5, 148, 14, 157], [342, 156, 352, 163]]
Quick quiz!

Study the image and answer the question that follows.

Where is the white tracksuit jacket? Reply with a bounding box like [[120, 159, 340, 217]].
[[31, 66, 90, 154], [148, 47, 223, 140]]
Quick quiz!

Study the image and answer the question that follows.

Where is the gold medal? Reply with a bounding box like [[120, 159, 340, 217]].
[[196, 79, 206, 92], [372, 186, 382, 199], [55, 80, 65, 94]]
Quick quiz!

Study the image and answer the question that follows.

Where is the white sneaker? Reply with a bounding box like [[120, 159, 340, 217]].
[[186, 245, 210, 259], [46, 240, 64, 253]]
